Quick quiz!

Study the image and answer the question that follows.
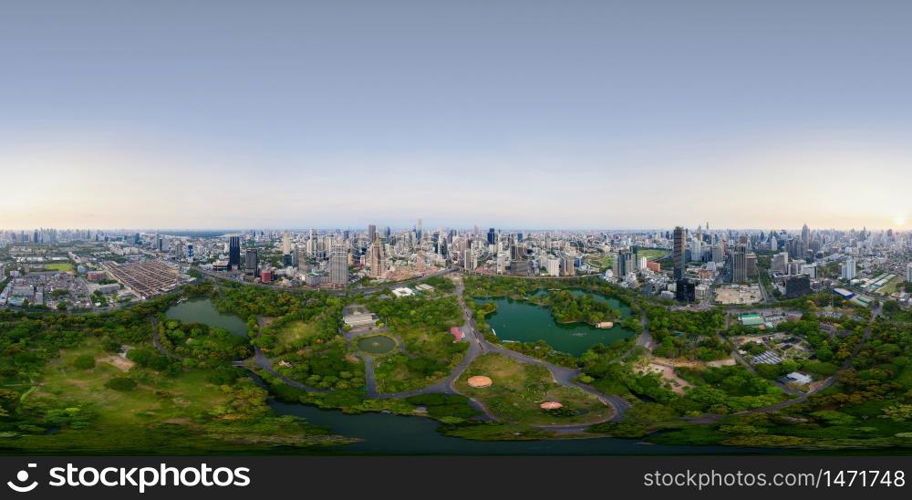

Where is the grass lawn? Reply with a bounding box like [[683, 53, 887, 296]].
[[43, 262, 74, 272], [275, 320, 319, 349], [455, 353, 614, 426], [636, 249, 669, 261], [877, 276, 905, 296], [3, 340, 350, 454], [373, 331, 467, 393], [585, 255, 614, 271]]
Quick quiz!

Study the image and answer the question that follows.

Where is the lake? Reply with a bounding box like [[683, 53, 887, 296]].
[[165, 298, 248, 337], [479, 290, 635, 356], [269, 399, 771, 455]]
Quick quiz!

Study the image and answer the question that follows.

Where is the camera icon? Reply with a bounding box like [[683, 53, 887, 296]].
[[7, 463, 38, 493]]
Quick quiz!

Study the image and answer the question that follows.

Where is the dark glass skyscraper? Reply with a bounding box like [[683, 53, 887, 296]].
[[673, 226, 686, 280], [228, 236, 241, 270]]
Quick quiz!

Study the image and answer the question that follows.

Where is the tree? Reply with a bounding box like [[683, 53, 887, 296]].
[[105, 377, 137, 391], [72, 354, 95, 370]]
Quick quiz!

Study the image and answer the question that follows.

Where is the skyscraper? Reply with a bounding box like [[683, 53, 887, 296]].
[[673, 226, 686, 280], [329, 247, 349, 287], [732, 246, 748, 283], [487, 228, 496, 246], [228, 236, 241, 270], [282, 232, 291, 255], [368, 224, 376, 243], [842, 256, 856, 280], [368, 238, 386, 278], [245, 249, 259, 277]]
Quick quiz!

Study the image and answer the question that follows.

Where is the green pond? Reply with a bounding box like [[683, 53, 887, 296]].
[[357, 335, 396, 354], [479, 290, 634, 356], [165, 298, 248, 337]]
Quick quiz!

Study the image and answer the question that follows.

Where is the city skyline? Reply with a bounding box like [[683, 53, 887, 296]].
[[2, 1, 911, 230]]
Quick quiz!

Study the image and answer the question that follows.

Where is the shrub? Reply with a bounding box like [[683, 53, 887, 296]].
[[105, 377, 137, 391], [73, 355, 96, 370]]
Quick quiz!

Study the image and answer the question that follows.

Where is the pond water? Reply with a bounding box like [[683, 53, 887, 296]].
[[269, 399, 772, 455], [357, 335, 396, 354], [479, 290, 635, 356], [165, 298, 248, 337]]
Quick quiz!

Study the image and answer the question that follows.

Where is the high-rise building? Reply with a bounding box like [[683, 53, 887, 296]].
[[487, 228, 496, 246], [282, 232, 292, 255], [906, 262, 912, 283], [245, 249, 259, 277], [617, 250, 635, 278], [772, 251, 789, 274], [368, 238, 386, 278], [673, 226, 686, 280], [228, 236, 241, 270], [329, 247, 349, 286], [562, 254, 575, 277], [732, 247, 748, 283], [463, 249, 476, 272], [368, 224, 377, 243], [842, 256, 856, 280]]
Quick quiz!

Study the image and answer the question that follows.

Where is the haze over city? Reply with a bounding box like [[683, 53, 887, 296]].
[[2, 0, 911, 230]]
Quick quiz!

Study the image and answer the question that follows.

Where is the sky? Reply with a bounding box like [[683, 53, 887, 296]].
[[1, 0, 911, 231]]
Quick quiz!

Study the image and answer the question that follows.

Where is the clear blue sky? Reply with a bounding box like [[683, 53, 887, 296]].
[[1, 0, 910, 230]]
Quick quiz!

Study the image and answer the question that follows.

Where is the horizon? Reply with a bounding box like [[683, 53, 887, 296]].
[[2, 1, 911, 230], [1, 224, 907, 233]]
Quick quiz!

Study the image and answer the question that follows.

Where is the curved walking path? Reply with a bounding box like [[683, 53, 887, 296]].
[[251, 274, 630, 426]]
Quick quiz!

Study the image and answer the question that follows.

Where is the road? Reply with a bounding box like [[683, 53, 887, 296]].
[[252, 272, 631, 426], [690, 303, 884, 423]]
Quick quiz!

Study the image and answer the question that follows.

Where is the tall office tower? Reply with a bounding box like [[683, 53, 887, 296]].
[[416, 218, 423, 239], [842, 256, 856, 280], [732, 247, 748, 283], [691, 238, 703, 262], [187, 244, 194, 261], [617, 250, 635, 278], [562, 254, 575, 277], [673, 226, 686, 280], [245, 249, 259, 277], [801, 223, 810, 242], [487, 228, 496, 246], [772, 251, 789, 274], [711, 244, 723, 263], [296, 248, 309, 273], [463, 249, 476, 272], [228, 236, 241, 270], [282, 232, 291, 255], [329, 248, 349, 286], [368, 224, 377, 243], [368, 238, 386, 278], [906, 262, 912, 283], [746, 252, 758, 278]]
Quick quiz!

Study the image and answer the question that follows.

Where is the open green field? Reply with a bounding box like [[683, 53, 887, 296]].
[[2, 339, 350, 454], [43, 262, 74, 272], [275, 320, 320, 349], [455, 353, 614, 426], [637, 249, 669, 261], [585, 255, 614, 271], [877, 276, 905, 296]]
